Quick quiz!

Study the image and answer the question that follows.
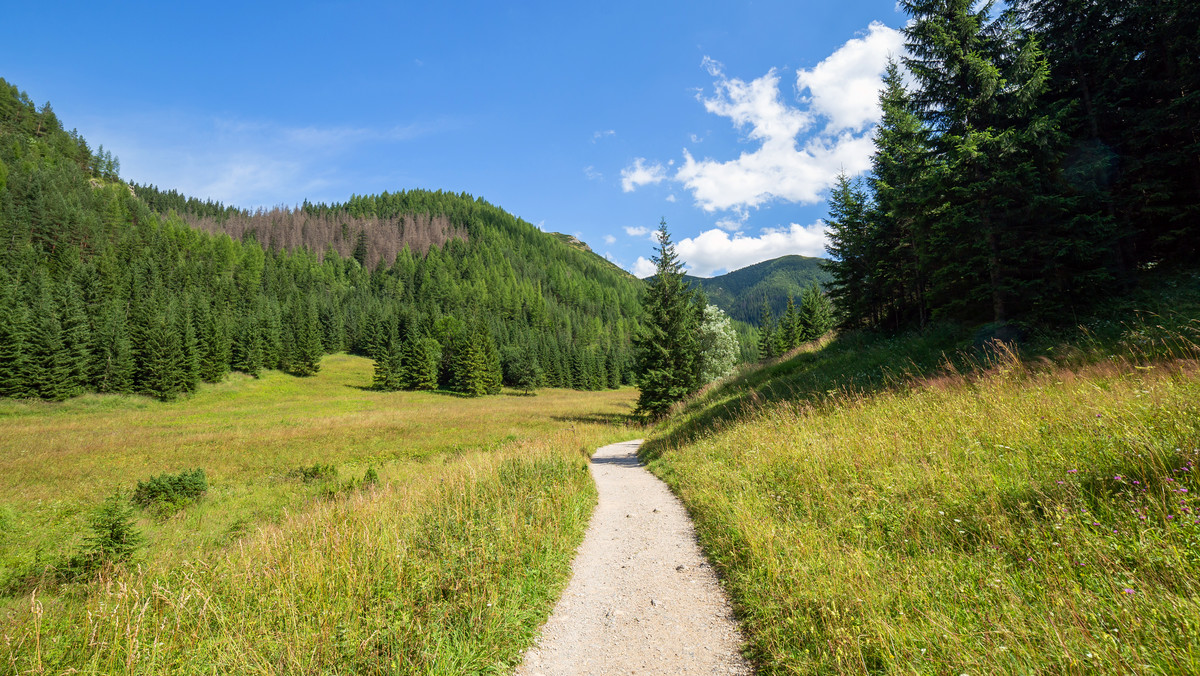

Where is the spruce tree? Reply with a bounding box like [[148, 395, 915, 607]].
[[757, 299, 778, 361], [632, 220, 701, 418], [798, 282, 834, 342]]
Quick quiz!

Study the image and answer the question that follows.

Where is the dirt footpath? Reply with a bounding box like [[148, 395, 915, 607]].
[[515, 439, 752, 675]]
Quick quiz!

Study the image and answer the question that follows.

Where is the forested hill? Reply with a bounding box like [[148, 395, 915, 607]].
[[684, 255, 830, 325], [0, 77, 643, 401]]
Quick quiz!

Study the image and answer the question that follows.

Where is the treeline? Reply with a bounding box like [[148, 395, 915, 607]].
[[0, 78, 641, 400], [825, 0, 1199, 332]]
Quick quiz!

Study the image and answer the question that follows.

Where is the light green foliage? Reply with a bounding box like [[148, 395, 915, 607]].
[[697, 304, 738, 384]]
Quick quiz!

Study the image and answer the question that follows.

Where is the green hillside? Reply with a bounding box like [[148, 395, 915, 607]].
[[685, 254, 830, 325], [0, 77, 644, 401]]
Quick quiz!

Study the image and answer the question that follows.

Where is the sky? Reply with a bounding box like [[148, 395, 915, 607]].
[[2, 1, 909, 278]]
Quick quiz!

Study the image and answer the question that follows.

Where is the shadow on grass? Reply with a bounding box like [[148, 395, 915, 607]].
[[641, 324, 971, 461], [342, 384, 476, 398], [552, 412, 639, 426]]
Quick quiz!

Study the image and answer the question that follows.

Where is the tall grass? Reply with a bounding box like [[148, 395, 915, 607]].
[[0, 354, 641, 673], [644, 310, 1200, 673]]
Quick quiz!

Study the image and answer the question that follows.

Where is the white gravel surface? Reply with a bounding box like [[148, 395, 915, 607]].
[[515, 439, 752, 675]]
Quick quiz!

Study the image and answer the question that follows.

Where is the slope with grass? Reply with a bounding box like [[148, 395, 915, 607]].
[[0, 353, 641, 673], [641, 280, 1200, 673]]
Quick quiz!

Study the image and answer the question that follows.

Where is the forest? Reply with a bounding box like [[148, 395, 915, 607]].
[[824, 0, 1198, 333], [0, 79, 645, 401]]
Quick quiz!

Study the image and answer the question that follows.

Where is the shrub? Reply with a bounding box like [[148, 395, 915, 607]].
[[291, 463, 337, 483], [132, 468, 207, 508], [83, 491, 143, 565], [362, 467, 379, 489]]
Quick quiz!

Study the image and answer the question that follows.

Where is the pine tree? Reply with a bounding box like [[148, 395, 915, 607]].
[[632, 220, 702, 418], [757, 299, 778, 361], [90, 300, 134, 393], [780, 294, 800, 351], [0, 280, 31, 398], [372, 336, 404, 391], [822, 174, 872, 330], [798, 282, 834, 342]]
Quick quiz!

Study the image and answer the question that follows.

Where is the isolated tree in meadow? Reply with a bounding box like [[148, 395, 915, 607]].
[[632, 220, 702, 418]]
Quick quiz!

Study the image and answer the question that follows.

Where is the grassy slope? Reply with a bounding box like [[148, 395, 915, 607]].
[[642, 276, 1200, 673], [0, 355, 640, 674]]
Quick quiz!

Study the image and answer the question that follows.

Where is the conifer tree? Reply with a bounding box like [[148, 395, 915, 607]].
[[632, 220, 702, 418], [757, 299, 778, 361], [798, 282, 834, 342], [90, 300, 134, 393], [0, 280, 31, 398], [780, 294, 800, 351]]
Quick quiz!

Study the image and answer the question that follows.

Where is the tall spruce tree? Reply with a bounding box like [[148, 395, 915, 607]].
[[632, 220, 701, 419]]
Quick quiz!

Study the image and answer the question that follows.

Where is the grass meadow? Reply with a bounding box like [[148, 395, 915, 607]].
[[643, 309, 1200, 673], [0, 353, 639, 674]]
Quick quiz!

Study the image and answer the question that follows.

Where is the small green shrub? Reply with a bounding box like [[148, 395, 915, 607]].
[[291, 463, 338, 483], [132, 468, 207, 508], [362, 467, 379, 489], [83, 491, 143, 565]]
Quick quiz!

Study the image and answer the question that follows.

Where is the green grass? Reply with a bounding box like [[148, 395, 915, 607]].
[[643, 283, 1200, 674], [0, 354, 641, 674]]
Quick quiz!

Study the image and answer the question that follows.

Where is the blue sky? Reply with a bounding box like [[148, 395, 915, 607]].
[[3, 1, 908, 277]]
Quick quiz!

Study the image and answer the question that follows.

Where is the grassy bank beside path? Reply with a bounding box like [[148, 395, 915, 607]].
[[644, 332, 1200, 673]]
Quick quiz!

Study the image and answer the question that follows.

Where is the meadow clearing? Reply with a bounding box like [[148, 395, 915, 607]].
[[0, 353, 639, 674]]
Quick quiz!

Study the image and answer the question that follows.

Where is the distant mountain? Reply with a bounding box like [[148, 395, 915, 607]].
[[685, 255, 831, 325]]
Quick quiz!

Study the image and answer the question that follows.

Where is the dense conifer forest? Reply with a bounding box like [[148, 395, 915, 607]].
[[0, 78, 644, 400], [825, 0, 1199, 333]]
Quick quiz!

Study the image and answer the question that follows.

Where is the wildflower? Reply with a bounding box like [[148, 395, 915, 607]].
[[1068, 469, 1078, 473], [1123, 588, 1135, 594]]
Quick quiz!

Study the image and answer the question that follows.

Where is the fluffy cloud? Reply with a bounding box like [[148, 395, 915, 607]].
[[674, 222, 829, 277], [624, 225, 650, 237], [796, 21, 907, 133], [631, 256, 658, 278], [623, 23, 903, 215], [603, 234, 617, 244], [620, 158, 668, 192]]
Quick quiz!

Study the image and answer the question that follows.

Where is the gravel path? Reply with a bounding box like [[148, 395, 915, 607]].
[[515, 439, 752, 675]]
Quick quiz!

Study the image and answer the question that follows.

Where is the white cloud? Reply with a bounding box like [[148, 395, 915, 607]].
[[584, 165, 602, 180], [593, 129, 616, 142], [603, 234, 617, 244], [620, 157, 668, 192], [674, 222, 829, 277], [665, 194, 677, 203], [624, 225, 650, 237], [631, 256, 658, 278], [624, 23, 903, 217], [796, 21, 906, 133]]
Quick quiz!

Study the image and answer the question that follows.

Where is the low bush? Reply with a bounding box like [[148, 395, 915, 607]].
[[131, 468, 207, 508]]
